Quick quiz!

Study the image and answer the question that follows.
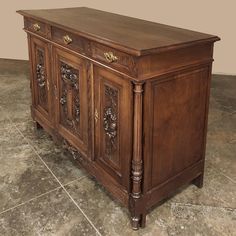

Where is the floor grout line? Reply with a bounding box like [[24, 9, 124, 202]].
[[0, 186, 61, 216], [11, 121, 103, 236], [0, 107, 102, 235], [170, 202, 236, 211], [208, 163, 236, 184], [0, 175, 87, 217]]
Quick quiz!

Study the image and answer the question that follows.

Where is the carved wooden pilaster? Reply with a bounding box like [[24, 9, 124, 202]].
[[132, 82, 143, 199], [131, 82, 144, 230]]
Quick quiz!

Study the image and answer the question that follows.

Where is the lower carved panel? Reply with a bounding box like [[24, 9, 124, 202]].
[[63, 139, 88, 165]]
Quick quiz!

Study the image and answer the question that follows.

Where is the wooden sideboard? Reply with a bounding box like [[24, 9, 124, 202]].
[[17, 7, 220, 230]]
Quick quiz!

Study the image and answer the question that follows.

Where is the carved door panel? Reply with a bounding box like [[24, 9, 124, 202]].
[[53, 47, 89, 156], [94, 66, 132, 188], [30, 36, 52, 122]]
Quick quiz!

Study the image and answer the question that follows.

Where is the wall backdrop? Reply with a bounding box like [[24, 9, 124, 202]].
[[1, 0, 235, 74]]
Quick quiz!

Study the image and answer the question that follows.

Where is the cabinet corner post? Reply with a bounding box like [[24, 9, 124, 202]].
[[130, 82, 145, 230]]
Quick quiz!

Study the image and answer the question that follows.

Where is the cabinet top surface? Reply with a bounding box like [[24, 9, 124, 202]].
[[17, 7, 220, 56]]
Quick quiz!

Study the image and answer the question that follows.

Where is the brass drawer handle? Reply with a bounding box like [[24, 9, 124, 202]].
[[63, 35, 72, 45], [33, 23, 40, 32], [104, 52, 118, 63]]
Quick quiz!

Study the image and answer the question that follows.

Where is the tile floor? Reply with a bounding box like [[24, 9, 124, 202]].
[[0, 59, 235, 236]]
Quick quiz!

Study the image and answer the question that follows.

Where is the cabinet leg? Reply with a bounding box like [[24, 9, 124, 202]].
[[34, 121, 42, 130], [193, 174, 204, 188], [131, 212, 146, 230], [131, 215, 140, 230]]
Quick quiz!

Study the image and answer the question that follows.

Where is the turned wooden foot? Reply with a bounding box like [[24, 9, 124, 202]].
[[193, 174, 204, 188], [131, 215, 140, 230], [131, 213, 146, 230]]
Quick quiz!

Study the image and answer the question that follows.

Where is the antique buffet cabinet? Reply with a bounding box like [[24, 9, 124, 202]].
[[17, 7, 220, 230]]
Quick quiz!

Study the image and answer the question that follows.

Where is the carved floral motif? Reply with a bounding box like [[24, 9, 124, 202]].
[[61, 63, 79, 89], [36, 49, 46, 88], [36, 48, 48, 111], [60, 62, 80, 131], [103, 85, 118, 156]]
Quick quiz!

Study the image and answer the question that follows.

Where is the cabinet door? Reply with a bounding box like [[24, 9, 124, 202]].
[[53, 47, 89, 156], [94, 66, 132, 188], [30, 36, 52, 123]]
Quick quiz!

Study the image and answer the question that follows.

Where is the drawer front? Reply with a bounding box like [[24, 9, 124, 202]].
[[51, 27, 91, 55], [24, 18, 49, 38], [51, 27, 137, 76], [91, 42, 137, 76]]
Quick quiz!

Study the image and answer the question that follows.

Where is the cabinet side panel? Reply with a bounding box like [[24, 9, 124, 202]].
[[149, 67, 209, 187], [138, 43, 213, 79]]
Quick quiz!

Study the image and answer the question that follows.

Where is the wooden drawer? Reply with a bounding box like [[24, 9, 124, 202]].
[[51, 27, 91, 55], [91, 42, 137, 76], [24, 18, 49, 38], [51, 26, 137, 76]]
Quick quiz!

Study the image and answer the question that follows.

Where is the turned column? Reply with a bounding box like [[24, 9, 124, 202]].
[[130, 82, 144, 230]]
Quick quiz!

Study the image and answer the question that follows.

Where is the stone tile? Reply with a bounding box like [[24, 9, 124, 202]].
[[208, 75, 236, 124], [15, 120, 86, 184], [0, 124, 26, 148], [0, 188, 98, 236], [0, 74, 31, 122], [206, 134, 236, 181], [65, 176, 169, 236], [0, 142, 59, 212], [206, 113, 236, 181], [210, 75, 236, 113], [0, 75, 29, 104], [170, 163, 236, 208], [208, 112, 236, 138], [148, 202, 236, 236], [211, 75, 236, 92], [1, 103, 31, 124], [14, 119, 55, 155], [208, 96, 231, 124], [0, 107, 12, 127], [40, 147, 87, 185]]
